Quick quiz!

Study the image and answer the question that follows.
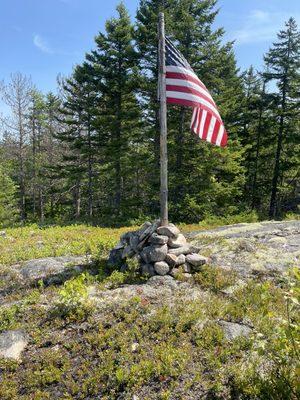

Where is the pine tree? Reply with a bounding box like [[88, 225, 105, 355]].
[[86, 3, 143, 219], [68, 64, 98, 219], [43, 93, 62, 219], [27, 91, 64, 222], [239, 67, 264, 207], [0, 164, 18, 227], [135, 0, 177, 216], [1, 1, 298, 225], [135, 0, 247, 222], [136, 0, 246, 221], [264, 18, 300, 217], [239, 69, 278, 213], [54, 74, 92, 220]]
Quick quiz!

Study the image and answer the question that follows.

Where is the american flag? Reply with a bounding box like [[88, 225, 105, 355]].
[[165, 37, 228, 147]]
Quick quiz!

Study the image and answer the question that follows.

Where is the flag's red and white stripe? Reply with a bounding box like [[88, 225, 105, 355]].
[[165, 38, 228, 147], [190, 107, 227, 147]]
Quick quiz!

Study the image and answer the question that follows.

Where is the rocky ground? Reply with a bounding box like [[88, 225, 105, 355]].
[[0, 220, 299, 399], [189, 219, 300, 277], [108, 220, 209, 278]]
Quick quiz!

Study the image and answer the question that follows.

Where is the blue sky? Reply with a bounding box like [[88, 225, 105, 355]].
[[0, 0, 299, 108]]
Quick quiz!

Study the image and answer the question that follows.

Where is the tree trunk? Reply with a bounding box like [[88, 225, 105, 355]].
[[74, 180, 81, 220], [115, 154, 121, 212], [269, 112, 285, 218], [251, 81, 265, 210], [32, 117, 37, 218], [251, 109, 263, 210], [48, 111, 55, 218], [18, 103, 26, 222], [37, 124, 44, 223], [269, 31, 291, 218], [87, 116, 93, 218], [115, 60, 122, 213], [39, 188, 44, 223]]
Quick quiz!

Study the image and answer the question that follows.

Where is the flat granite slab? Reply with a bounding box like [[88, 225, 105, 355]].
[[188, 220, 300, 277]]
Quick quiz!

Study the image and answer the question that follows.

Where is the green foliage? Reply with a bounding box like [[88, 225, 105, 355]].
[[0, 304, 20, 332], [0, 165, 18, 227], [285, 212, 300, 221], [22, 349, 71, 390], [1, 4, 299, 224], [179, 210, 259, 232], [122, 256, 146, 284], [194, 265, 236, 292], [0, 224, 135, 266], [194, 321, 224, 349], [54, 273, 92, 319], [101, 270, 127, 289], [263, 18, 300, 217], [58, 273, 88, 307], [0, 289, 40, 332], [230, 269, 300, 399], [201, 210, 259, 226], [100, 257, 145, 288], [0, 263, 299, 399]]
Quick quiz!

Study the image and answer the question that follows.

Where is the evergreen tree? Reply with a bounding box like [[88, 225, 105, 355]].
[[136, 0, 246, 221], [1, 1, 299, 225], [135, 0, 176, 215], [43, 93, 63, 219], [240, 67, 264, 207], [66, 65, 100, 218], [264, 18, 300, 217], [54, 74, 92, 220], [0, 164, 18, 227], [27, 91, 63, 222], [86, 3, 143, 220], [239, 69, 277, 213]]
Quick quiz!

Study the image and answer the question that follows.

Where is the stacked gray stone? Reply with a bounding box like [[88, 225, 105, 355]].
[[108, 221, 208, 277]]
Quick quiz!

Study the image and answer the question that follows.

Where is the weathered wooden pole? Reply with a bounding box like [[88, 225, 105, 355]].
[[158, 12, 168, 226]]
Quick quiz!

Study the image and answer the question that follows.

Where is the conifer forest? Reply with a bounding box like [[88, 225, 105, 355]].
[[0, 0, 299, 227]]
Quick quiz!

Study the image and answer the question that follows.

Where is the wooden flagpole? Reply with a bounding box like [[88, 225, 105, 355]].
[[158, 12, 168, 226]]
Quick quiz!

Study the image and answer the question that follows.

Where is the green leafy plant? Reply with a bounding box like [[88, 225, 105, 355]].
[[101, 270, 126, 289], [0, 304, 20, 332], [194, 265, 237, 292], [230, 268, 300, 398], [55, 273, 92, 319], [0, 165, 18, 228]]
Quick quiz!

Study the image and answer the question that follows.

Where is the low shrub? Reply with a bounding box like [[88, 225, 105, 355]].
[[194, 265, 237, 292], [0, 304, 20, 332], [53, 273, 93, 320]]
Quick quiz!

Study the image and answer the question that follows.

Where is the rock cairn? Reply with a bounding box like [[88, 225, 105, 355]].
[[108, 221, 208, 278]]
